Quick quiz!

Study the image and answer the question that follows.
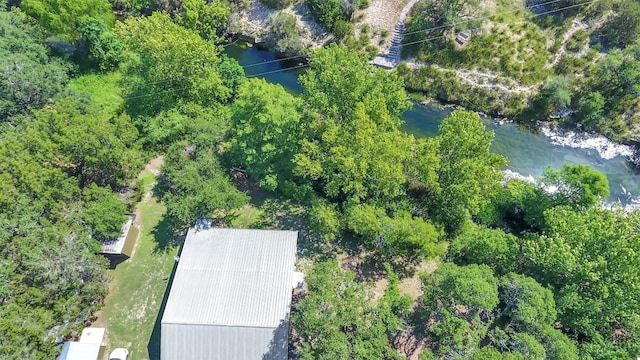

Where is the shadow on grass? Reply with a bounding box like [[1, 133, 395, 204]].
[[105, 254, 129, 269], [150, 213, 186, 253], [147, 244, 183, 360]]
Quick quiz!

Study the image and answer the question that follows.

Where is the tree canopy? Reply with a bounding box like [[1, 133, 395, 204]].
[[116, 12, 241, 116], [21, 0, 114, 40], [0, 8, 69, 122], [429, 110, 507, 235], [291, 261, 410, 360]]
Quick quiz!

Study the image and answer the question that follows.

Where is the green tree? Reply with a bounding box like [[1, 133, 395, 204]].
[[537, 76, 572, 116], [574, 92, 606, 132], [430, 110, 507, 235], [295, 99, 412, 203], [21, 0, 114, 40], [420, 263, 499, 357], [116, 12, 238, 116], [539, 326, 579, 360], [306, 0, 352, 33], [177, 0, 231, 42], [291, 260, 406, 360], [306, 197, 343, 241], [488, 329, 546, 359], [79, 17, 123, 70], [538, 164, 609, 210], [28, 97, 140, 187], [160, 144, 249, 227], [300, 44, 410, 123], [346, 204, 443, 260], [448, 225, 520, 276], [0, 196, 108, 359], [538, 207, 640, 349], [266, 11, 307, 56], [294, 46, 412, 205], [228, 78, 303, 192], [481, 165, 609, 232], [82, 184, 127, 241], [421, 263, 499, 320], [600, 0, 640, 48], [143, 102, 229, 149], [499, 273, 557, 335], [0, 9, 69, 122]]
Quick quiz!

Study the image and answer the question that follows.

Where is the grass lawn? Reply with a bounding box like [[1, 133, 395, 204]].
[[67, 71, 124, 115], [95, 169, 182, 360]]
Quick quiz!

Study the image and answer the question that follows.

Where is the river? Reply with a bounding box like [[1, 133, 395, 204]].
[[226, 43, 640, 206]]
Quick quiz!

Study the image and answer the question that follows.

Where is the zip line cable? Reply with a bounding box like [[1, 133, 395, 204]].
[[7, 62, 313, 111], [127, 0, 595, 90], [246, 64, 309, 77], [7, 0, 599, 111], [404, 0, 590, 36], [126, 54, 309, 90], [402, 0, 595, 48]]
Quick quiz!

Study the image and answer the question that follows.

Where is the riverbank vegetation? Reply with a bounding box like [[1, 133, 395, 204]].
[[1, 0, 639, 359], [402, 0, 640, 141]]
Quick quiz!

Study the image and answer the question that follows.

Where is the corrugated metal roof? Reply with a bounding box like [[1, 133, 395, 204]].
[[161, 227, 298, 328], [161, 322, 288, 360]]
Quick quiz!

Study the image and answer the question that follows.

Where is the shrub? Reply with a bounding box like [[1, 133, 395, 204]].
[[260, 0, 295, 9]]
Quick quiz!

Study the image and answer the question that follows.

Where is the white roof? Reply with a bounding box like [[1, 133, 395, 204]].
[[161, 227, 298, 328], [58, 342, 100, 360], [101, 215, 134, 254], [79, 327, 105, 344]]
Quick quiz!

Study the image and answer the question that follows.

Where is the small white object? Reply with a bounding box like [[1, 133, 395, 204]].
[[292, 272, 305, 289], [109, 348, 129, 360]]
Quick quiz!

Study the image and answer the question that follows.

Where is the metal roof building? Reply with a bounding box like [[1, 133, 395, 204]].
[[161, 226, 298, 360]]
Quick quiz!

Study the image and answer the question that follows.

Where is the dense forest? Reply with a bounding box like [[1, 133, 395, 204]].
[[1, 0, 639, 359]]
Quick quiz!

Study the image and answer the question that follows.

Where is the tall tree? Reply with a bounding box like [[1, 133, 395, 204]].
[[160, 144, 249, 227], [294, 45, 414, 204], [116, 12, 241, 116], [78, 17, 123, 70], [448, 225, 520, 276], [519, 207, 640, 357], [228, 78, 303, 192], [420, 263, 499, 358], [300, 44, 411, 123], [538, 164, 609, 210], [430, 110, 507, 235]]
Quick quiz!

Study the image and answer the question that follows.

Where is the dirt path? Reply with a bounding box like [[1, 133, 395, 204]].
[[93, 156, 164, 328], [404, 62, 536, 95], [548, 17, 587, 68]]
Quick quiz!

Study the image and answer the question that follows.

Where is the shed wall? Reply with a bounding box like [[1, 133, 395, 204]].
[[161, 322, 288, 360]]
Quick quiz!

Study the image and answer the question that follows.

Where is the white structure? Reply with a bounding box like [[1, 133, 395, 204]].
[[58, 328, 105, 360], [101, 214, 136, 257], [161, 227, 299, 360]]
